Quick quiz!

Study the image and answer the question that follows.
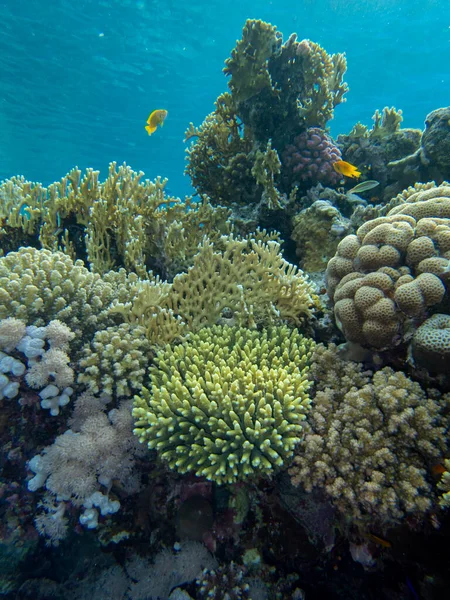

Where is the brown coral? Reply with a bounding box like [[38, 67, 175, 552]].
[[326, 182, 450, 349], [289, 344, 449, 529]]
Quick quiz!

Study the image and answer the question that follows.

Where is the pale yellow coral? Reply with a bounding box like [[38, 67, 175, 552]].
[[290, 345, 449, 529]]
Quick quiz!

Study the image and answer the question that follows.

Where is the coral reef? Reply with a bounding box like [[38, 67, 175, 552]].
[[389, 106, 450, 192], [282, 127, 342, 189], [0, 317, 74, 414], [0, 247, 127, 339], [411, 313, 450, 373], [291, 200, 351, 272], [289, 344, 450, 530], [78, 323, 152, 397], [186, 19, 347, 214], [326, 182, 450, 349], [114, 234, 320, 344], [0, 162, 231, 278], [27, 395, 141, 543], [133, 325, 314, 484], [337, 106, 422, 200]]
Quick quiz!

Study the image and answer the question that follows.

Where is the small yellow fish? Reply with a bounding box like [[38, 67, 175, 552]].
[[366, 533, 392, 548], [145, 109, 168, 136], [333, 160, 361, 179]]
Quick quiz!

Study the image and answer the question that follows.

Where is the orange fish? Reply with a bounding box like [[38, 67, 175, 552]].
[[333, 160, 361, 179], [145, 109, 168, 136], [366, 533, 392, 548]]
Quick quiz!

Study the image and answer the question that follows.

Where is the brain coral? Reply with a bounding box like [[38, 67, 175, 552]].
[[326, 182, 450, 349], [133, 325, 314, 484]]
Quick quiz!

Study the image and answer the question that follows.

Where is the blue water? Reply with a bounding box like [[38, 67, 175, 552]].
[[0, 0, 448, 197]]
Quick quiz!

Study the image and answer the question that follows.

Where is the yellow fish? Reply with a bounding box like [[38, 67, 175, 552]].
[[333, 160, 361, 179], [145, 109, 168, 136]]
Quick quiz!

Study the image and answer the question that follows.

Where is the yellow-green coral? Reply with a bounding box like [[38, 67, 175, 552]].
[[78, 323, 152, 397], [133, 325, 315, 484], [290, 344, 450, 529], [438, 459, 450, 509], [0, 247, 141, 344], [114, 234, 320, 345], [0, 163, 231, 277]]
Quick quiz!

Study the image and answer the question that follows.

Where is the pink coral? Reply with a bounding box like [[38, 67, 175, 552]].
[[282, 127, 342, 187]]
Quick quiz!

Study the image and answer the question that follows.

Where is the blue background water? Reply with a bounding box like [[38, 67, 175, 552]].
[[0, 0, 448, 197]]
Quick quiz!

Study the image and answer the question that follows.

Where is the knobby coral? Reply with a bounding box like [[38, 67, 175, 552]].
[[133, 325, 315, 484], [289, 344, 449, 529], [326, 182, 450, 349]]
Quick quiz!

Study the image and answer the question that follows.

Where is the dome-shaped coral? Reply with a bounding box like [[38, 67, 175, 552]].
[[326, 183, 450, 349], [133, 325, 314, 484]]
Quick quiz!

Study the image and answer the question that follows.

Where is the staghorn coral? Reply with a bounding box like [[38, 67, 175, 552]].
[[78, 322, 152, 398], [114, 234, 320, 345], [133, 325, 314, 484], [0, 162, 231, 278], [289, 344, 449, 529], [326, 182, 450, 349], [282, 127, 342, 189]]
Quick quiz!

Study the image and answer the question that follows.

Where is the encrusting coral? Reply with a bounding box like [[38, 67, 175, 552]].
[[289, 344, 450, 530], [133, 325, 315, 484], [326, 181, 450, 349], [411, 313, 450, 373]]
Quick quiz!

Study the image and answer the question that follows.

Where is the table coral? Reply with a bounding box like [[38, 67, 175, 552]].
[[326, 182, 450, 349], [289, 344, 449, 530], [133, 325, 315, 484]]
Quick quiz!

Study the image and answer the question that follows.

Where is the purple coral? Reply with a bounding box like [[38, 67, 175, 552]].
[[282, 127, 342, 187]]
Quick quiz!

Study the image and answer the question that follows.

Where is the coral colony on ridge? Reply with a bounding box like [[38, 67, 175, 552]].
[[1, 17, 450, 600]]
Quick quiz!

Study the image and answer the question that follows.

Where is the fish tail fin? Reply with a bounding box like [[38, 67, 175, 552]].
[[145, 125, 157, 135]]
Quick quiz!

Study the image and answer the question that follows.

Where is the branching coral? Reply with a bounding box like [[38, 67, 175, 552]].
[[186, 19, 348, 210], [289, 344, 450, 529], [78, 322, 152, 397], [0, 162, 231, 278], [0, 247, 124, 339], [326, 182, 450, 349], [133, 325, 315, 484], [114, 234, 320, 345]]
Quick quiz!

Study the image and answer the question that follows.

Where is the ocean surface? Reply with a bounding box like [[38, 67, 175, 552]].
[[0, 0, 448, 196]]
